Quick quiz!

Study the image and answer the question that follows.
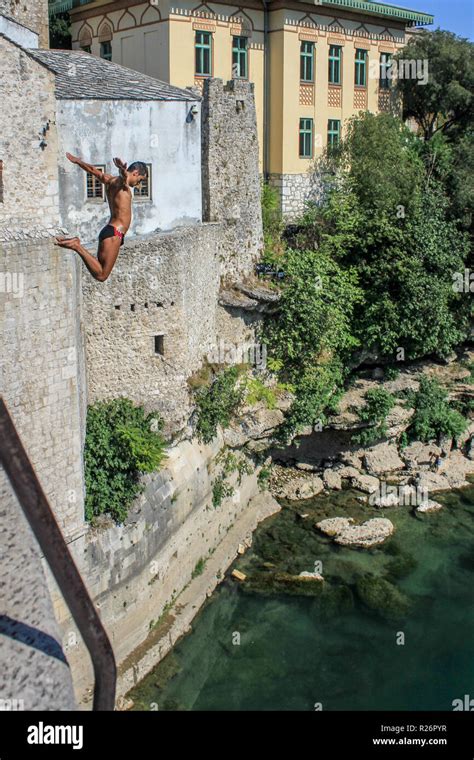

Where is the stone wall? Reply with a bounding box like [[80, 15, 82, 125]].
[[0, 470, 76, 710], [0, 34, 86, 538], [82, 223, 223, 436], [0, 239, 87, 538], [268, 172, 326, 220], [201, 78, 263, 280], [0, 0, 48, 46], [0, 36, 60, 236]]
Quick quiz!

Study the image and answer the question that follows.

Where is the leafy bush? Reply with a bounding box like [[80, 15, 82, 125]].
[[257, 465, 272, 491], [195, 366, 244, 443], [407, 376, 468, 443], [244, 376, 293, 410], [384, 366, 401, 381], [358, 388, 396, 424], [276, 356, 346, 443], [212, 476, 235, 508], [261, 181, 285, 267], [352, 388, 396, 446], [84, 399, 166, 524], [192, 558, 206, 578]]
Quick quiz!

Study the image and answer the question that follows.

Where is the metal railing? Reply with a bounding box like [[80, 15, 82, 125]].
[[0, 397, 116, 711]]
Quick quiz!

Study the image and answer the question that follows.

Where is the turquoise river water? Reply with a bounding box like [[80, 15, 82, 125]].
[[130, 484, 474, 711]]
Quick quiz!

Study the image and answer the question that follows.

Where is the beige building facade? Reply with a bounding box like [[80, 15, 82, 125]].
[[68, 0, 433, 215]]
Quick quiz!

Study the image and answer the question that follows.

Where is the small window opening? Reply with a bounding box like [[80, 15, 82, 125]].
[[154, 335, 164, 355], [131, 304, 136, 312], [86, 165, 105, 200]]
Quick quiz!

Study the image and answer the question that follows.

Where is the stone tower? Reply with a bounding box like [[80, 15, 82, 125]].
[[0, 0, 49, 47]]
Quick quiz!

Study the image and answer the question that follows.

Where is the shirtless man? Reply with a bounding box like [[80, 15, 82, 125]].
[[55, 154, 148, 281]]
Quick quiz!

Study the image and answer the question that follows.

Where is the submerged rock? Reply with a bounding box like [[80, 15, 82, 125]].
[[316, 516, 394, 548], [316, 517, 354, 537], [243, 571, 324, 597], [334, 518, 394, 548], [416, 499, 443, 513], [385, 552, 418, 581], [355, 574, 412, 620]]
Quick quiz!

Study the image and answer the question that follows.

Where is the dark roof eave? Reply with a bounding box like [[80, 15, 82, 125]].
[[292, 0, 434, 26]]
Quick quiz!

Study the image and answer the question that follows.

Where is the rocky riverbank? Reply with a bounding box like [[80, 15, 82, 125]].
[[265, 353, 474, 519]]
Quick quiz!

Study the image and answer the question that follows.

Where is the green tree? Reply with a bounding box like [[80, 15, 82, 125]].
[[310, 113, 470, 359], [395, 30, 473, 142], [49, 12, 72, 49]]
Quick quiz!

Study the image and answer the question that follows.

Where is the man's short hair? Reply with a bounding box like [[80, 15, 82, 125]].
[[128, 161, 148, 178]]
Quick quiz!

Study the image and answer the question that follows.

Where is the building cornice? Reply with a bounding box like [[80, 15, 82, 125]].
[[69, 0, 433, 27]]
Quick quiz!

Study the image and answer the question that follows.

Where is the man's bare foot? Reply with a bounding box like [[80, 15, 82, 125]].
[[55, 236, 80, 251]]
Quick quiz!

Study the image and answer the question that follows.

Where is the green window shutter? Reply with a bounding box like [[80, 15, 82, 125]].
[[300, 41, 314, 83], [327, 119, 341, 149], [195, 31, 212, 75], [232, 36, 248, 79], [328, 45, 342, 85], [380, 52, 392, 89], [299, 118, 313, 158], [355, 49, 367, 86]]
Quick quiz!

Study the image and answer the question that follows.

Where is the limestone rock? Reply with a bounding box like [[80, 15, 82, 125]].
[[372, 490, 400, 508], [232, 569, 246, 581], [323, 469, 342, 490], [338, 465, 361, 480], [298, 571, 324, 581], [416, 499, 443, 513], [444, 450, 474, 488], [351, 472, 380, 494], [223, 406, 284, 448], [467, 437, 474, 461], [295, 461, 319, 472], [272, 472, 324, 501], [316, 517, 354, 537], [339, 451, 364, 469], [402, 442, 440, 469], [415, 471, 451, 492], [363, 442, 405, 476], [334, 518, 395, 548]]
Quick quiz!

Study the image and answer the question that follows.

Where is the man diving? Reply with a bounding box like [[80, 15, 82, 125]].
[[55, 153, 148, 281]]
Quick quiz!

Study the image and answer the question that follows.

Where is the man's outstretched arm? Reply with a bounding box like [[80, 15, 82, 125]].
[[113, 157, 129, 188], [66, 153, 113, 184]]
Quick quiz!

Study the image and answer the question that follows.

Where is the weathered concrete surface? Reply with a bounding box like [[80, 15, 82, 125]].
[[0, 470, 76, 710], [57, 98, 202, 239], [118, 490, 281, 702]]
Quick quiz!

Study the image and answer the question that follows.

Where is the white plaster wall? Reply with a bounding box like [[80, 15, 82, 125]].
[[56, 97, 202, 241]]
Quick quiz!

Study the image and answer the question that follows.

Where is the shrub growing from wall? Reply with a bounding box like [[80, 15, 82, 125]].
[[84, 398, 166, 524]]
